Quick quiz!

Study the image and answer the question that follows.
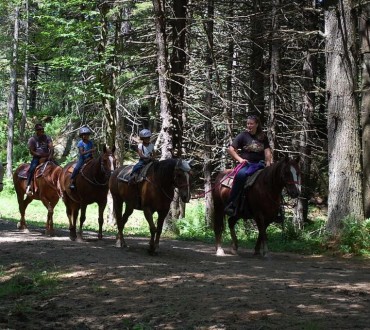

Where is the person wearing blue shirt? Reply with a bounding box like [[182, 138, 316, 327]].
[[69, 126, 96, 190]]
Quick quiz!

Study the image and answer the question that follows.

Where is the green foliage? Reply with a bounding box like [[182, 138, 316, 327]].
[[337, 217, 370, 256]]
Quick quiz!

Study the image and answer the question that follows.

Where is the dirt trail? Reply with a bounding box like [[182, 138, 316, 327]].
[[0, 218, 369, 330]]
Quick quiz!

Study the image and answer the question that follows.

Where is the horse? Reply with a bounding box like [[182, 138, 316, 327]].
[[212, 156, 301, 257], [58, 146, 116, 241], [13, 160, 62, 235], [0, 162, 6, 192], [109, 158, 192, 255]]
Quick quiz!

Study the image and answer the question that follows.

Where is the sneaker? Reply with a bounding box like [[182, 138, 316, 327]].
[[224, 202, 236, 217], [25, 186, 33, 196]]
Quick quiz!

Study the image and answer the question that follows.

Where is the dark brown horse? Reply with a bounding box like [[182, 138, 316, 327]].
[[109, 158, 192, 255], [212, 156, 300, 256], [59, 146, 116, 241], [0, 162, 6, 192], [13, 160, 62, 235]]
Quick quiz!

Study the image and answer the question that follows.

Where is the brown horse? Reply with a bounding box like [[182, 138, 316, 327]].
[[212, 156, 301, 256], [59, 146, 116, 241], [13, 160, 62, 235], [109, 158, 192, 255], [0, 162, 6, 192]]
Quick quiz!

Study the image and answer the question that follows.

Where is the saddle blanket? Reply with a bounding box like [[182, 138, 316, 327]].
[[117, 162, 154, 183], [221, 168, 263, 189]]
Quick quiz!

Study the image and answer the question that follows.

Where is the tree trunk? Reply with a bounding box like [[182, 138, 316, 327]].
[[295, 49, 315, 230], [204, 0, 215, 228], [267, 0, 281, 157], [325, 0, 364, 234], [97, 1, 117, 148], [153, 0, 173, 160], [249, 0, 265, 118], [360, 4, 370, 218], [6, 6, 20, 178], [20, 0, 29, 141]]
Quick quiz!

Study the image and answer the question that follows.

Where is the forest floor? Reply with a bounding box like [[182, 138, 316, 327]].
[[0, 218, 369, 330]]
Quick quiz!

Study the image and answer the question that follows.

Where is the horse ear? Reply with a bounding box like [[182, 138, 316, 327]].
[[294, 155, 300, 164], [111, 146, 116, 153], [186, 159, 195, 167], [102, 145, 107, 153]]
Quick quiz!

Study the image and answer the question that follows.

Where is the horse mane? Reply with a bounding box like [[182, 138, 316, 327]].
[[260, 158, 286, 189], [150, 158, 178, 186]]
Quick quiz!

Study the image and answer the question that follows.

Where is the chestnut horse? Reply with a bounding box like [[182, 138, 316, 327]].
[[109, 158, 192, 255], [59, 146, 116, 241], [212, 156, 300, 256], [13, 160, 62, 235]]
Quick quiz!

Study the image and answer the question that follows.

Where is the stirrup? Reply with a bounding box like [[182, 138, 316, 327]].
[[25, 186, 33, 196], [224, 202, 236, 217]]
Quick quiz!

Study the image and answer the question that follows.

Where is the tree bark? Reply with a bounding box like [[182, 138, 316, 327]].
[[325, 0, 364, 234], [153, 0, 173, 160], [204, 0, 215, 228], [249, 0, 265, 118], [360, 4, 370, 218], [6, 6, 20, 178], [267, 0, 281, 158]]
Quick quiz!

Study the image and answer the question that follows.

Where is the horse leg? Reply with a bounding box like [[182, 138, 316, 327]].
[[64, 194, 79, 241], [97, 202, 107, 240], [152, 210, 167, 255], [40, 198, 55, 236], [143, 208, 157, 255], [115, 201, 132, 248], [213, 211, 225, 256], [77, 204, 87, 241], [254, 218, 268, 256], [17, 195, 32, 232], [228, 216, 239, 255]]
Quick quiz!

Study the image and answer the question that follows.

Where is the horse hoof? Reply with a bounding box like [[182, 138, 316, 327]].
[[45, 230, 55, 237], [216, 248, 226, 256], [147, 249, 158, 256], [98, 234, 103, 240], [231, 248, 238, 256]]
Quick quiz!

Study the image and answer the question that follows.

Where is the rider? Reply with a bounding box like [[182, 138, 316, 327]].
[[129, 128, 155, 183], [224, 115, 272, 216], [26, 123, 54, 196], [69, 126, 96, 190]]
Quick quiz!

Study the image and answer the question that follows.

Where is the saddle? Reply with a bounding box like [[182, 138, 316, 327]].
[[117, 161, 154, 183], [18, 161, 50, 179], [18, 161, 51, 194], [222, 169, 263, 219]]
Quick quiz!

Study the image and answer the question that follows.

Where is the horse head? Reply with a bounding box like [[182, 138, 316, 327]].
[[101, 145, 117, 179], [281, 155, 301, 198], [0, 162, 6, 192], [174, 159, 192, 203]]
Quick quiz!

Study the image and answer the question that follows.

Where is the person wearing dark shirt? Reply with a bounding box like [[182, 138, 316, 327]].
[[224, 115, 272, 216], [26, 123, 54, 196]]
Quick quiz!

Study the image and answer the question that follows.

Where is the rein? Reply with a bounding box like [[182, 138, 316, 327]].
[[144, 176, 178, 202], [80, 158, 110, 186]]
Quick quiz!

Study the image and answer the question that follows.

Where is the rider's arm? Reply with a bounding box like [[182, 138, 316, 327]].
[[227, 145, 247, 164]]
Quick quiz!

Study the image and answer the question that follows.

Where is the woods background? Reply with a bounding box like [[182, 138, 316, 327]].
[[0, 0, 369, 238]]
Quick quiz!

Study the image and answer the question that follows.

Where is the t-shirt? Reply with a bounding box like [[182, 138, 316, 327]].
[[231, 131, 270, 163], [138, 143, 154, 158], [77, 140, 94, 161], [28, 134, 52, 156]]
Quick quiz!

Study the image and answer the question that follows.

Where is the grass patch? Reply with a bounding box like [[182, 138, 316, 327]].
[[1, 190, 369, 257]]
